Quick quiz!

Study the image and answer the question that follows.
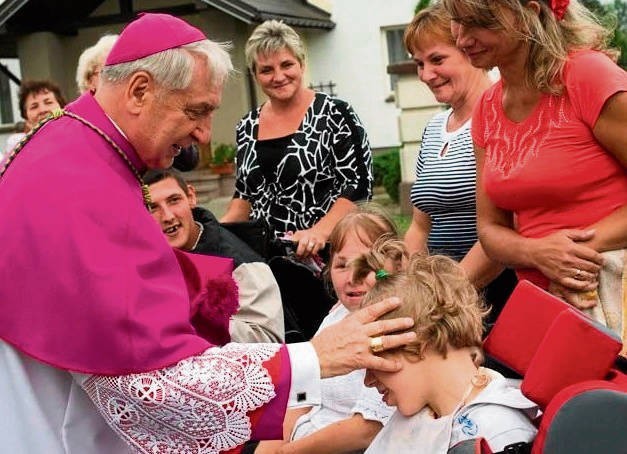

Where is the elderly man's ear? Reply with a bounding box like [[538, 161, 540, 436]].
[[125, 71, 155, 114]]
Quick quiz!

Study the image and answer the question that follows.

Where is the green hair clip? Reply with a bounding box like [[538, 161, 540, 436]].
[[375, 269, 389, 281]]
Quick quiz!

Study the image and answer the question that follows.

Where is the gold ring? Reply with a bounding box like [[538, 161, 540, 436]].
[[369, 336, 384, 353], [581, 289, 598, 301]]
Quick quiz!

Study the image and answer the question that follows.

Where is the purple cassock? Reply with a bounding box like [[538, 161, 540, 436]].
[[0, 92, 291, 452], [0, 92, 216, 374]]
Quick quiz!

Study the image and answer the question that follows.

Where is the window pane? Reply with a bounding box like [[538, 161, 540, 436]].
[[386, 28, 407, 65], [385, 27, 408, 90], [0, 72, 14, 124]]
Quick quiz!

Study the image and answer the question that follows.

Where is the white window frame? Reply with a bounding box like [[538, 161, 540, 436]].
[[0, 58, 21, 127]]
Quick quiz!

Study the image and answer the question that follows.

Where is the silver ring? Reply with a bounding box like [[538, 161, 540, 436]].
[[574, 269, 583, 279], [308, 241, 315, 249]]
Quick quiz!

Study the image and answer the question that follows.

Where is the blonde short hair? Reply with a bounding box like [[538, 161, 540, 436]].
[[404, 2, 455, 55], [358, 239, 488, 361], [245, 20, 306, 72], [328, 203, 399, 258], [441, 0, 617, 94]]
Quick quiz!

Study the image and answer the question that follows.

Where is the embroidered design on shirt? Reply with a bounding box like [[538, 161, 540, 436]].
[[483, 91, 569, 178], [457, 414, 479, 436], [83, 343, 281, 453]]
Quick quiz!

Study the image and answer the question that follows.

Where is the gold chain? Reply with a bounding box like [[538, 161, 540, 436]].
[[0, 109, 151, 208]]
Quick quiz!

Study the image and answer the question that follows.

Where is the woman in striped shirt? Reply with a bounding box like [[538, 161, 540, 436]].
[[403, 3, 516, 322]]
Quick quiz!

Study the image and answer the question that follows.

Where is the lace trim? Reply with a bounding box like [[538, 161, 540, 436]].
[[83, 343, 281, 453]]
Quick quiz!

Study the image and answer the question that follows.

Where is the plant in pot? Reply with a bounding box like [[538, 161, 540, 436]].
[[210, 143, 236, 175]]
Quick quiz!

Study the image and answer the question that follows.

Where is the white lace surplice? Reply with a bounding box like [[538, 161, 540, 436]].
[[81, 344, 281, 453], [0, 341, 300, 453]]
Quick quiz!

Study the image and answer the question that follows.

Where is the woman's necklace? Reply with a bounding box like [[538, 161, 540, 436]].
[[0, 109, 151, 208]]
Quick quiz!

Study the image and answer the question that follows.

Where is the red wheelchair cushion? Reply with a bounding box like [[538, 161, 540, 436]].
[[521, 309, 622, 408], [532, 381, 627, 454], [483, 281, 569, 374]]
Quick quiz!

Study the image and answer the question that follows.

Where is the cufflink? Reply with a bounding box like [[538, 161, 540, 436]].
[[297, 392, 307, 402]]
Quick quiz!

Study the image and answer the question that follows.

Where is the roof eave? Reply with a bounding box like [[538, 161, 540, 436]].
[[0, 0, 29, 29]]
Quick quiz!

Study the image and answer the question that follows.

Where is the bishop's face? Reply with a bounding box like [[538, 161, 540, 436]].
[[135, 54, 223, 169]]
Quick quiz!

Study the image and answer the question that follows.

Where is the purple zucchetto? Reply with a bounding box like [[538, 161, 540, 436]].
[[105, 13, 206, 66]]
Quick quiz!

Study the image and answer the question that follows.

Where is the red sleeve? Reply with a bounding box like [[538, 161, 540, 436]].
[[564, 50, 627, 128], [248, 345, 291, 441]]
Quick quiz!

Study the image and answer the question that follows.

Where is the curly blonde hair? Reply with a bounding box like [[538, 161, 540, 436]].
[[357, 238, 488, 361], [441, 0, 618, 94]]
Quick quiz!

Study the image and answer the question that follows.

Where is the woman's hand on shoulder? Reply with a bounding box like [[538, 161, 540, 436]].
[[529, 229, 603, 290]]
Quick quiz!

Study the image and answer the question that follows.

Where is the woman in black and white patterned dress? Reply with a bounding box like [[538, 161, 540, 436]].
[[221, 20, 373, 258]]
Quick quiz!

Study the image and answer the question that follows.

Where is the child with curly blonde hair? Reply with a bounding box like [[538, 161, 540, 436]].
[[255, 204, 398, 454], [357, 239, 539, 453]]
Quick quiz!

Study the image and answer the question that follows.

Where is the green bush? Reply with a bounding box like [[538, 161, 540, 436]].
[[373, 149, 401, 203], [211, 143, 236, 165]]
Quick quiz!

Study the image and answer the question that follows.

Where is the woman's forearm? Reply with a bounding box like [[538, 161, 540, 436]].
[[583, 204, 627, 252], [309, 198, 356, 240], [459, 241, 505, 289], [477, 221, 537, 269], [220, 198, 251, 223], [404, 208, 431, 256], [280, 415, 382, 454]]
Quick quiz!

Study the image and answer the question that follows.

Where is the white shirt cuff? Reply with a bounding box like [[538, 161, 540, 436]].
[[286, 342, 321, 408]]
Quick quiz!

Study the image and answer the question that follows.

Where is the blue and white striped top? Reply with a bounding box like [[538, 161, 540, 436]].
[[409, 109, 477, 260]]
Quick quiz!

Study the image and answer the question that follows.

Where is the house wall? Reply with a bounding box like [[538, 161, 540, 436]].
[[396, 68, 443, 214], [303, 0, 417, 149], [8, 0, 437, 154], [13, 0, 252, 148]]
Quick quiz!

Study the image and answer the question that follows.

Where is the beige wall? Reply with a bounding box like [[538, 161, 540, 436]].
[[307, 0, 332, 13], [393, 67, 443, 214], [395, 72, 443, 183]]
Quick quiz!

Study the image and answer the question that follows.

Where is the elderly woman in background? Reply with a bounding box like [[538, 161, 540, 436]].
[[442, 0, 627, 343], [75, 34, 118, 94], [18, 79, 66, 132], [403, 3, 516, 322], [3, 80, 66, 156], [221, 20, 373, 258]]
